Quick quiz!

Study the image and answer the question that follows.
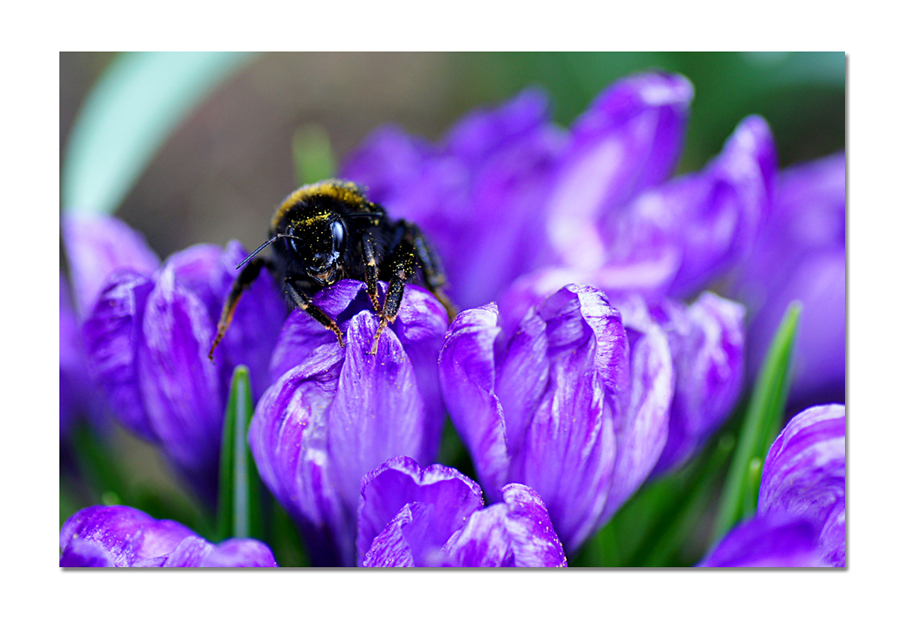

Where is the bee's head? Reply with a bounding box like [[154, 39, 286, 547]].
[[286, 214, 347, 286]]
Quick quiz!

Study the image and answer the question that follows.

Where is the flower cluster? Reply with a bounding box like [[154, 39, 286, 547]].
[[60, 70, 844, 567]]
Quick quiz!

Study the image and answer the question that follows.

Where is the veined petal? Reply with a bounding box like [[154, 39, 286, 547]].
[[598, 317, 673, 525], [80, 270, 156, 440], [62, 214, 161, 317], [442, 483, 567, 567], [383, 284, 449, 460], [642, 116, 777, 298], [269, 280, 370, 383], [60, 505, 194, 567], [328, 312, 429, 517], [698, 513, 826, 567], [759, 404, 845, 566], [357, 456, 484, 565], [60, 506, 276, 567], [360, 502, 422, 567], [495, 307, 549, 460], [649, 292, 746, 474], [510, 285, 626, 552], [439, 304, 510, 498], [249, 344, 349, 566], [546, 72, 694, 271], [137, 264, 222, 498]]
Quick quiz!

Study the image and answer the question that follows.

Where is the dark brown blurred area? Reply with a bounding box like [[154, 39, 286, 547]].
[[61, 53, 490, 259]]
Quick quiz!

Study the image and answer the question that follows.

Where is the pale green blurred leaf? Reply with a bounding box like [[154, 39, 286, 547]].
[[62, 52, 254, 215]]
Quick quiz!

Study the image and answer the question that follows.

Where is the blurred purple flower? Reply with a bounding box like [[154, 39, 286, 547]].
[[357, 456, 566, 567], [726, 153, 845, 410], [66, 214, 285, 504], [438, 283, 676, 554], [60, 274, 104, 437], [249, 281, 448, 566], [63, 213, 163, 318], [701, 403, 845, 567], [341, 72, 775, 309], [60, 505, 277, 567], [341, 88, 566, 310]]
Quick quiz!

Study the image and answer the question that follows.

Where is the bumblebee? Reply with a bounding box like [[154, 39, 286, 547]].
[[208, 179, 454, 359]]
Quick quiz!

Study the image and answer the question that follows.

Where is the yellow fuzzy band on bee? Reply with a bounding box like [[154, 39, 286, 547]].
[[271, 179, 370, 231]]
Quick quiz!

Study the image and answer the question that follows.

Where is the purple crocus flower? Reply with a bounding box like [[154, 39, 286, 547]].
[[341, 72, 775, 309], [60, 505, 277, 567], [66, 214, 285, 504], [726, 153, 846, 410], [357, 456, 566, 567], [249, 280, 448, 566], [500, 272, 746, 477], [701, 403, 845, 567], [438, 283, 676, 554]]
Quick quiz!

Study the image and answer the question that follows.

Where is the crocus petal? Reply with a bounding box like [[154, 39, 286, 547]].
[[250, 344, 349, 566], [379, 284, 448, 460], [60, 506, 277, 567], [341, 90, 565, 309], [648, 292, 746, 474], [726, 152, 845, 407], [357, 456, 484, 565], [597, 315, 673, 526], [60, 274, 102, 436], [59, 538, 114, 567], [442, 483, 567, 567], [546, 72, 694, 271], [60, 505, 194, 567], [361, 502, 423, 567], [605, 115, 776, 298], [510, 285, 627, 552], [698, 513, 826, 567], [80, 270, 156, 441], [438, 304, 510, 498], [138, 264, 222, 498], [62, 214, 161, 317], [327, 312, 430, 516], [759, 404, 845, 566]]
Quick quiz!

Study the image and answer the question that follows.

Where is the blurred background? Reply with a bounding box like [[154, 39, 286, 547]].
[[59, 52, 846, 557], [60, 52, 845, 258]]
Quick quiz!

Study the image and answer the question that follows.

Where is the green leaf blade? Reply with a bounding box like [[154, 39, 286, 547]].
[[217, 365, 262, 541], [712, 302, 801, 541]]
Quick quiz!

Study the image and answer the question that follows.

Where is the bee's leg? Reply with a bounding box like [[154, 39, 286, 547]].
[[362, 230, 381, 313], [284, 278, 345, 348], [369, 236, 418, 355], [401, 220, 456, 321], [209, 257, 273, 361]]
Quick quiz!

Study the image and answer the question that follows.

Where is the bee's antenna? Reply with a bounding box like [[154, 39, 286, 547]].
[[236, 233, 305, 270]]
